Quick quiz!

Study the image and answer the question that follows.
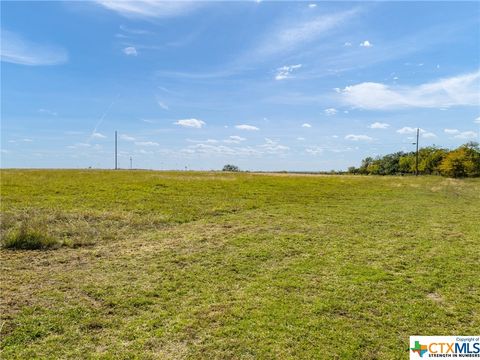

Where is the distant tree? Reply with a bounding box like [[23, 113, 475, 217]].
[[379, 152, 405, 175], [367, 162, 382, 175], [347, 166, 358, 174], [222, 164, 240, 172], [352, 142, 479, 178], [358, 157, 374, 174], [439, 142, 480, 178], [418, 146, 448, 175], [399, 154, 415, 174]]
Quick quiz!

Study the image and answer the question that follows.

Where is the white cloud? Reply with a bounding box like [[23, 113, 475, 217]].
[[397, 127, 423, 135], [308, 3, 317, 8], [95, 1, 202, 18], [324, 108, 338, 116], [120, 134, 136, 141], [92, 132, 106, 139], [344, 42, 352, 47], [135, 141, 159, 146], [1, 29, 68, 66], [422, 132, 437, 138], [359, 40, 373, 48], [123, 47, 137, 56], [345, 134, 373, 141], [275, 64, 302, 80], [297, 137, 305, 141], [340, 71, 480, 109], [369, 122, 390, 129], [454, 131, 478, 139], [302, 123, 312, 128], [174, 118, 206, 128], [475, 116, 480, 124], [22, 138, 33, 142], [235, 124, 259, 131], [396, 127, 435, 138], [444, 128, 459, 135]]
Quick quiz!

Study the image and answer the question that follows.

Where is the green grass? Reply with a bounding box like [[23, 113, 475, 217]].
[[2, 227, 59, 250], [1, 169, 479, 359]]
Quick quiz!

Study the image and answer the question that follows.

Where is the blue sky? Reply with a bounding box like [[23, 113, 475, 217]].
[[1, 1, 479, 170]]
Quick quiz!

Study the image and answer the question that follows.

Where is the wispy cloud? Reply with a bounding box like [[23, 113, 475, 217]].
[[275, 64, 302, 80], [1, 29, 67, 66], [123, 46, 138, 56], [95, 1, 202, 18], [302, 123, 312, 128], [92, 132, 106, 139], [135, 141, 159, 146], [260, 138, 289, 154], [174, 118, 206, 128], [305, 146, 324, 155], [235, 124, 259, 131], [38, 108, 58, 116], [324, 108, 338, 116], [254, 8, 359, 59], [156, 98, 169, 110], [224, 135, 246, 144], [340, 71, 480, 109], [119, 25, 151, 35]]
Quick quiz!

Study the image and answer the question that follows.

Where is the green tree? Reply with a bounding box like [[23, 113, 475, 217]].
[[399, 154, 415, 174], [418, 146, 448, 174], [222, 164, 240, 172], [439, 143, 480, 178]]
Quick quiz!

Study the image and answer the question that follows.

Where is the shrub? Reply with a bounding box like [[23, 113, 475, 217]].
[[2, 222, 59, 250]]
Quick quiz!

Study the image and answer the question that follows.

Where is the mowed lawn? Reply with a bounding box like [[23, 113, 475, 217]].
[[1, 170, 479, 359]]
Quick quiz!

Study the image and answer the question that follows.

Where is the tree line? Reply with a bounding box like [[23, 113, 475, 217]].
[[348, 142, 480, 178]]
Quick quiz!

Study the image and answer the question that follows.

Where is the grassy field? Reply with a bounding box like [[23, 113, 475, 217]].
[[1, 170, 479, 359]]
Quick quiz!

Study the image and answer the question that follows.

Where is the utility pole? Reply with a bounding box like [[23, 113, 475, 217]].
[[115, 130, 118, 170], [130, 156, 132, 170], [415, 128, 419, 176]]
